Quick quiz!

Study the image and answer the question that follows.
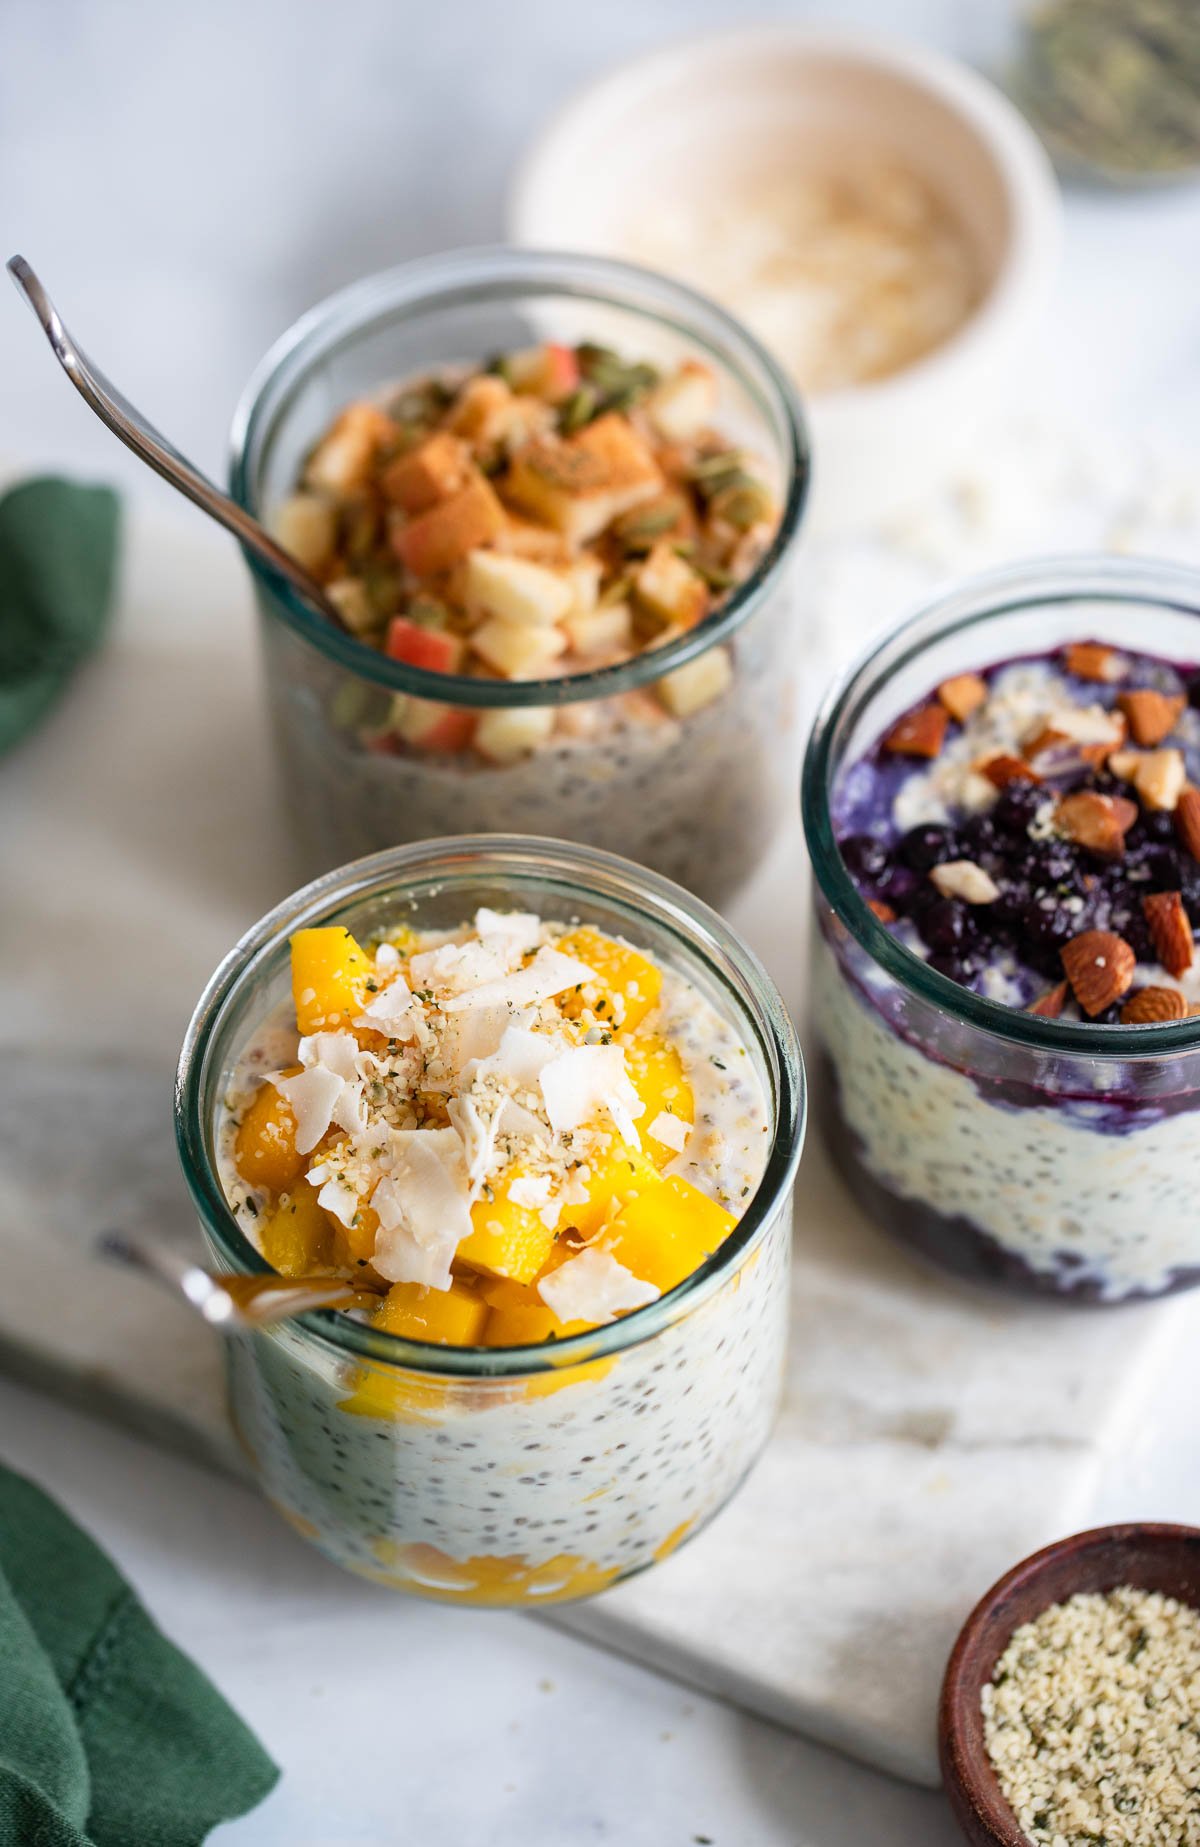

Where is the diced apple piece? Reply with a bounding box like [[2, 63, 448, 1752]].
[[385, 617, 464, 674], [393, 695, 475, 752], [372, 1277, 488, 1345], [473, 705, 555, 764], [271, 493, 337, 574], [304, 402, 396, 495], [503, 342, 581, 402], [234, 1070, 303, 1194], [635, 542, 709, 629], [644, 361, 718, 442], [564, 556, 603, 616], [325, 577, 377, 634], [557, 926, 663, 1032], [471, 615, 567, 679], [506, 414, 663, 547], [564, 601, 632, 656], [290, 927, 371, 1034], [380, 432, 470, 513], [657, 645, 733, 719], [392, 475, 505, 576], [465, 549, 573, 628], [495, 514, 572, 567], [446, 375, 516, 446]]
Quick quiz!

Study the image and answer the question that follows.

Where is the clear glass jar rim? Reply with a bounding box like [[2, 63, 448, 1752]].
[[175, 834, 805, 1375], [227, 245, 810, 709], [802, 552, 1200, 1056]]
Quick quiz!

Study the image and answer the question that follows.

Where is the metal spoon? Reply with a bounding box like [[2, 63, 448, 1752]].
[[5, 254, 349, 631], [98, 1230, 375, 1332]]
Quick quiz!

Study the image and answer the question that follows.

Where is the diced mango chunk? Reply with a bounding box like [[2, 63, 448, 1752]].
[[259, 1179, 333, 1276], [557, 927, 663, 1031], [457, 1166, 559, 1284], [602, 1174, 736, 1294], [482, 1297, 590, 1347], [561, 1143, 660, 1241], [372, 1277, 488, 1345], [624, 1035, 694, 1167], [290, 926, 371, 1034], [234, 1071, 303, 1193]]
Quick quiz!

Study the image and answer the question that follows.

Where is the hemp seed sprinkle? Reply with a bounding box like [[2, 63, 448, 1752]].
[[982, 1586, 1200, 1845]]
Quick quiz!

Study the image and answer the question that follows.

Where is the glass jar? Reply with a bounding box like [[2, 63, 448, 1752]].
[[176, 836, 804, 1605], [802, 556, 1200, 1305], [229, 248, 809, 911]]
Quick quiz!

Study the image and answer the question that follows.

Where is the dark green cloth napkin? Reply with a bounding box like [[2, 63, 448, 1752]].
[[0, 1465, 279, 1845], [0, 476, 121, 756]]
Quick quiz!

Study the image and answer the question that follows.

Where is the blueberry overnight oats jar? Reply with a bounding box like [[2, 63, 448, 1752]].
[[229, 250, 809, 910], [802, 557, 1200, 1304], [175, 837, 804, 1605]]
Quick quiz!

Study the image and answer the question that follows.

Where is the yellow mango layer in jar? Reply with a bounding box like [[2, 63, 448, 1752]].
[[221, 908, 768, 1356]]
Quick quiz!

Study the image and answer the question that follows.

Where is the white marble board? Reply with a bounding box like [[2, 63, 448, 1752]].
[[0, 502, 1191, 1787]]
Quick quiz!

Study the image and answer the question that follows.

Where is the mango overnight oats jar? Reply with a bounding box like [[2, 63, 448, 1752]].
[[803, 557, 1200, 1305], [229, 249, 809, 909], [175, 838, 804, 1605]]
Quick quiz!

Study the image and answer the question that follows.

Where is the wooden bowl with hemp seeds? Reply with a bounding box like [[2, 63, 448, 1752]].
[[939, 1523, 1200, 1847]]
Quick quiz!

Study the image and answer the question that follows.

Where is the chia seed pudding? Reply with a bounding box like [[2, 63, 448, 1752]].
[[177, 839, 804, 1606], [230, 250, 808, 910], [802, 563, 1200, 1303]]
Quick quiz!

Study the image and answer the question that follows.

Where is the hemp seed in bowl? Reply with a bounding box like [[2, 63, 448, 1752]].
[[982, 1585, 1200, 1845]]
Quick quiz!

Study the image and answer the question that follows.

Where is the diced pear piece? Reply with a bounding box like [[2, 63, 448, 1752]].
[[473, 705, 555, 764], [644, 361, 718, 442], [471, 615, 567, 679], [465, 549, 574, 628], [304, 402, 396, 495], [380, 432, 470, 513], [271, 493, 337, 574], [657, 645, 733, 719], [564, 601, 632, 657], [446, 375, 516, 446], [635, 542, 709, 629]]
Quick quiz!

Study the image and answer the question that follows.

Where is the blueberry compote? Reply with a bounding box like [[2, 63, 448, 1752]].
[[815, 640, 1200, 1303]]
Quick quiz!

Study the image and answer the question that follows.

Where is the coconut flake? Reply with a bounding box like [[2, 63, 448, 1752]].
[[273, 1066, 345, 1155], [297, 1030, 361, 1081], [368, 1128, 471, 1289], [409, 936, 521, 997], [442, 947, 597, 1014], [354, 977, 420, 1038], [648, 1111, 689, 1153], [538, 1248, 660, 1325], [374, 942, 401, 971], [474, 908, 542, 951], [539, 1043, 644, 1143]]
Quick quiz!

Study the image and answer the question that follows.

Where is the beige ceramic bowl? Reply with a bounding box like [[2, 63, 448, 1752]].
[[510, 27, 1060, 534]]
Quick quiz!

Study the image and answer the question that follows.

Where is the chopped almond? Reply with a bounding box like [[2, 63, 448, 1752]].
[[1176, 788, 1200, 863], [1121, 985, 1188, 1024], [979, 753, 1041, 789], [1108, 748, 1143, 783], [1134, 748, 1187, 812], [1064, 642, 1125, 683], [1054, 791, 1138, 859], [1143, 890, 1194, 977], [883, 705, 948, 759], [867, 899, 897, 924], [1117, 688, 1186, 747], [936, 673, 987, 724], [1027, 981, 1068, 1019], [929, 860, 1000, 904], [1061, 930, 1136, 1017]]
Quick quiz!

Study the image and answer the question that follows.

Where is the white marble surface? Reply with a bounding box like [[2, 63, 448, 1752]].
[[4, 0, 1200, 1840]]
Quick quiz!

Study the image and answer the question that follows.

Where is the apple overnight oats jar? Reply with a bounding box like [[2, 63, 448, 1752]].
[[802, 557, 1200, 1304], [229, 249, 809, 910], [175, 837, 804, 1605]]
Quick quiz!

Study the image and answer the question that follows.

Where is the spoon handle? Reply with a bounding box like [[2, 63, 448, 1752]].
[[97, 1230, 361, 1331], [6, 255, 347, 630]]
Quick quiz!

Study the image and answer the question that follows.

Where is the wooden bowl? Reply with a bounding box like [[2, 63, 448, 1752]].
[[939, 1522, 1200, 1846]]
